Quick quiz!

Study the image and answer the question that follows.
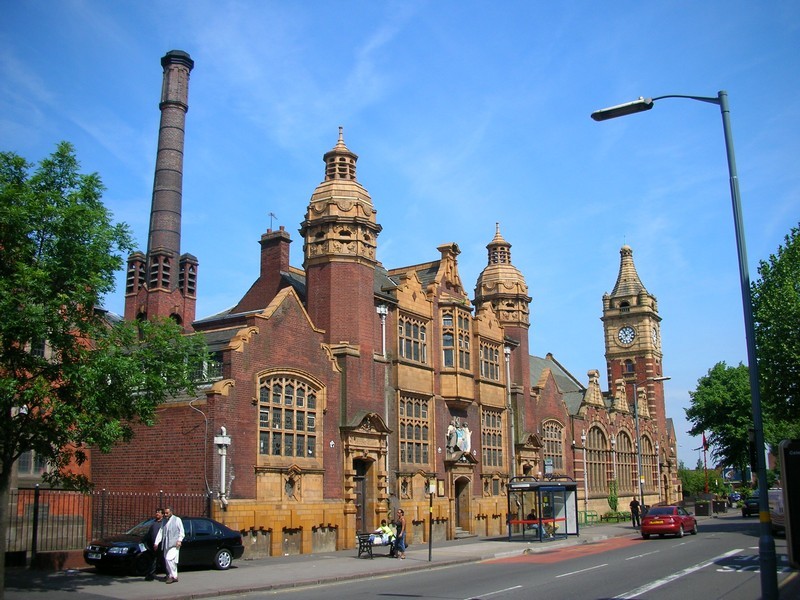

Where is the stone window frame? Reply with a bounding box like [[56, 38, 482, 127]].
[[479, 341, 501, 381], [398, 395, 431, 467], [586, 425, 610, 494], [616, 430, 635, 493], [542, 420, 564, 471], [640, 435, 657, 492], [481, 408, 504, 468], [398, 314, 428, 365], [441, 308, 471, 370], [257, 373, 322, 462]]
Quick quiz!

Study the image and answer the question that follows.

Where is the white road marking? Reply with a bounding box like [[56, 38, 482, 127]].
[[556, 563, 608, 578], [464, 585, 522, 599], [625, 550, 660, 560], [613, 548, 743, 599]]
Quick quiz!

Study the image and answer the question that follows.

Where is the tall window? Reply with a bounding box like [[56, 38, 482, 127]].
[[258, 375, 319, 459], [641, 435, 656, 491], [479, 342, 500, 381], [17, 451, 48, 477], [586, 426, 610, 494], [398, 315, 427, 364], [457, 313, 470, 369], [399, 396, 430, 465], [616, 432, 635, 492], [442, 309, 471, 369], [542, 420, 563, 470], [481, 409, 504, 468]]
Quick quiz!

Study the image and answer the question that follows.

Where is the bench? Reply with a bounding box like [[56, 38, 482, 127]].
[[356, 532, 394, 559], [599, 512, 629, 523]]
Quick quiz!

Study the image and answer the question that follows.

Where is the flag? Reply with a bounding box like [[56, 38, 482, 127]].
[[702, 432, 709, 451]]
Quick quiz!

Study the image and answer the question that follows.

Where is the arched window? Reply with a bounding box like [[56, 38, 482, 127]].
[[616, 432, 635, 493], [586, 426, 610, 494], [258, 375, 319, 459], [641, 435, 656, 492], [542, 420, 563, 470]]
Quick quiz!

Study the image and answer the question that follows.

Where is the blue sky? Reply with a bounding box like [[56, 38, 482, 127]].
[[2, 1, 798, 467]]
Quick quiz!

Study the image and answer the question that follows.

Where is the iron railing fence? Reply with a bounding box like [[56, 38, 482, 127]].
[[6, 487, 212, 559]]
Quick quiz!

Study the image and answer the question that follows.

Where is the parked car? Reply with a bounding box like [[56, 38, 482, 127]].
[[741, 496, 760, 517], [640, 505, 698, 539], [84, 516, 244, 574]]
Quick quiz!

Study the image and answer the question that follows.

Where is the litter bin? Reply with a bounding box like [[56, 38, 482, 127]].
[[713, 500, 727, 514], [695, 502, 710, 516]]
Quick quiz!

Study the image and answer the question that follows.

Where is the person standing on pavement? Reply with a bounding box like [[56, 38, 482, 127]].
[[155, 506, 184, 584], [144, 508, 164, 581], [394, 509, 407, 559], [629, 498, 641, 528]]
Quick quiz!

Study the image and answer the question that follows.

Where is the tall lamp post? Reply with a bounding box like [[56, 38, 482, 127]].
[[631, 376, 670, 509], [591, 91, 777, 600]]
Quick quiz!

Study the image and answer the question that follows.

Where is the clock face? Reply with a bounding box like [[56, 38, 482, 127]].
[[618, 326, 636, 345]]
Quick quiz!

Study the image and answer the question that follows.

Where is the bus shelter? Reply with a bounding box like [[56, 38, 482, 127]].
[[506, 476, 580, 542]]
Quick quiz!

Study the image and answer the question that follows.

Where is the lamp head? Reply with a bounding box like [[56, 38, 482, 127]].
[[591, 97, 654, 121]]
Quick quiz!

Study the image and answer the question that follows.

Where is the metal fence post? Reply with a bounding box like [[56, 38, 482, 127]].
[[30, 484, 40, 566]]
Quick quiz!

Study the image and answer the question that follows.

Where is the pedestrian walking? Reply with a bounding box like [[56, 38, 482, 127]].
[[155, 506, 184, 584], [144, 508, 164, 581], [629, 498, 641, 527], [394, 509, 407, 559]]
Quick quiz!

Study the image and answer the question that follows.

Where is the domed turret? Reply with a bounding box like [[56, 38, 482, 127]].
[[300, 127, 381, 269], [474, 223, 531, 327]]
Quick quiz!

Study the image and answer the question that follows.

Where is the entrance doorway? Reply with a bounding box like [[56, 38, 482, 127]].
[[454, 477, 471, 530], [353, 459, 371, 532]]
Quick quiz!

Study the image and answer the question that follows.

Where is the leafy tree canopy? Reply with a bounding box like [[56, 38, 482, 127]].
[[0, 143, 207, 490], [752, 223, 800, 427], [685, 362, 752, 472]]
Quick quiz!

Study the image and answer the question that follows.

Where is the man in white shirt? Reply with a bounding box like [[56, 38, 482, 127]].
[[155, 506, 185, 583]]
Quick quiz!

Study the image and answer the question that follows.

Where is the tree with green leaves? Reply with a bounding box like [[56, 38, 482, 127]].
[[752, 224, 800, 433], [685, 362, 752, 475], [0, 143, 207, 596]]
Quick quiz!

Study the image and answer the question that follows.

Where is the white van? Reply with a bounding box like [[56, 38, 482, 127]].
[[769, 488, 785, 535]]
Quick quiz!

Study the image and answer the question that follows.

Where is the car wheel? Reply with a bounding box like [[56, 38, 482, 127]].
[[642, 533, 650, 540], [690, 521, 698, 535], [677, 525, 685, 538], [214, 548, 233, 570], [132, 553, 151, 576]]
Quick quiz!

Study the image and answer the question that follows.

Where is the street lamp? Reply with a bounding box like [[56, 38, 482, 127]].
[[631, 376, 670, 509], [592, 91, 777, 600]]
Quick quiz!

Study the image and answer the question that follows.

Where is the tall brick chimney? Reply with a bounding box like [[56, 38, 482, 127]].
[[124, 50, 198, 331]]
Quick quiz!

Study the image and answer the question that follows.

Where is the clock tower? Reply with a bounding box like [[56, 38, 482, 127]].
[[601, 245, 666, 429]]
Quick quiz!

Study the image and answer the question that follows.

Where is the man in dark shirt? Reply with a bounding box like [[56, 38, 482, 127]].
[[144, 508, 165, 581], [629, 498, 641, 528]]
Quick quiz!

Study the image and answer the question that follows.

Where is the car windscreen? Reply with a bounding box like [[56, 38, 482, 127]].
[[646, 507, 673, 516], [126, 519, 154, 537]]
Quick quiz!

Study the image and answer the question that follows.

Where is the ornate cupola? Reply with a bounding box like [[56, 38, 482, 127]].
[[300, 128, 382, 354], [300, 127, 382, 270], [473, 223, 531, 329]]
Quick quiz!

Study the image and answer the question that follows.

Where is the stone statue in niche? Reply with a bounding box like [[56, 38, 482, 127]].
[[446, 417, 472, 456]]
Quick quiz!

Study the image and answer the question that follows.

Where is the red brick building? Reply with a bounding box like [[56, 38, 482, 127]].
[[90, 51, 680, 555]]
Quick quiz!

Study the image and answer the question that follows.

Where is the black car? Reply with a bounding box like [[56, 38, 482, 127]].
[[84, 516, 244, 574], [741, 496, 760, 517]]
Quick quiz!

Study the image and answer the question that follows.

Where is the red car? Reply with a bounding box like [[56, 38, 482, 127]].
[[641, 506, 698, 539]]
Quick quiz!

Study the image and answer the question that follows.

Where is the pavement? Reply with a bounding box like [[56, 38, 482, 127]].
[[6, 512, 799, 599]]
